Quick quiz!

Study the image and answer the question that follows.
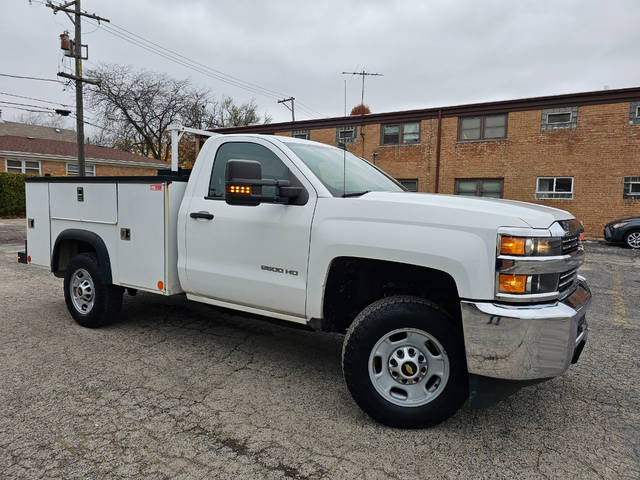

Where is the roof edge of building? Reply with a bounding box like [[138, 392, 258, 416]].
[[0, 149, 166, 168], [211, 85, 640, 134]]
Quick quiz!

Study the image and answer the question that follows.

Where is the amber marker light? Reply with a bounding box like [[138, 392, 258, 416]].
[[499, 274, 527, 293], [226, 185, 252, 194], [500, 236, 526, 255]]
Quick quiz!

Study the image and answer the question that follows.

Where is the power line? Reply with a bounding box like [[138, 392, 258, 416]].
[[0, 91, 74, 108], [84, 19, 325, 119], [108, 21, 290, 100], [31, 2, 325, 119], [88, 21, 282, 101], [0, 72, 64, 83], [0, 104, 57, 114], [0, 99, 59, 110]]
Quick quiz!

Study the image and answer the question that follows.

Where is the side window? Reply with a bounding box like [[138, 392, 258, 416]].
[[208, 142, 290, 199]]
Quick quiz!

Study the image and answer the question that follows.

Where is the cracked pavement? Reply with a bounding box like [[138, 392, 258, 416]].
[[0, 218, 638, 479]]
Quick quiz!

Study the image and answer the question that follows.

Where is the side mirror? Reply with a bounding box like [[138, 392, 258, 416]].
[[225, 159, 262, 206], [224, 158, 305, 206]]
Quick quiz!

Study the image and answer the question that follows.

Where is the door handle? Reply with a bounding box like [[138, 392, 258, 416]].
[[190, 211, 214, 220]]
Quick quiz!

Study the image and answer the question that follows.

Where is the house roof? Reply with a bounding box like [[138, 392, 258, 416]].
[[211, 85, 640, 134], [0, 135, 166, 166], [0, 120, 77, 142]]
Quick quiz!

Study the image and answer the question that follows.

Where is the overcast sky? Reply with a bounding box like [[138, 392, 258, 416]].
[[1, 0, 639, 131]]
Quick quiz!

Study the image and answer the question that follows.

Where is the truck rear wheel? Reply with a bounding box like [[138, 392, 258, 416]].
[[342, 296, 468, 428], [63, 253, 123, 328]]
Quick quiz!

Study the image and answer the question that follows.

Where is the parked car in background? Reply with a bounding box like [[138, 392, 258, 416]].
[[604, 217, 640, 249]]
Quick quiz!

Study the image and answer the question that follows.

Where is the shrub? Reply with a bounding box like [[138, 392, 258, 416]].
[[0, 172, 28, 217]]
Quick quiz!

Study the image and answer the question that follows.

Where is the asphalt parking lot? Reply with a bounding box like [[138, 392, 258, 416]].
[[0, 218, 638, 479]]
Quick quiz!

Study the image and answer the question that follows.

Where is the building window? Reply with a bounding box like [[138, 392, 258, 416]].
[[457, 114, 507, 141], [541, 107, 578, 130], [291, 129, 310, 140], [629, 101, 640, 125], [336, 126, 357, 143], [623, 176, 640, 198], [5, 159, 41, 175], [397, 178, 418, 191], [66, 163, 96, 176], [381, 122, 420, 145], [536, 177, 573, 199], [455, 178, 504, 198]]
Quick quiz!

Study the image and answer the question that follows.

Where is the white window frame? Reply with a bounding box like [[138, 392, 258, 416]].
[[291, 129, 310, 140], [66, 163, 96, 176], [636, 106, 640, 117], [336, 126, 357, 143], [5, 158, 41, 175], [623, 176, 640, 198], [535, 176, 574, 199]]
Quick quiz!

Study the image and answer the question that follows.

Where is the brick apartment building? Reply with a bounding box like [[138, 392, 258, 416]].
[[214, 87, 640, 238]]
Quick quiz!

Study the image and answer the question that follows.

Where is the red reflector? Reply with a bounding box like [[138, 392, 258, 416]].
[[27, 255, 31, 263], [580, 232, 585, 241], [150, 185, 162, 191], [157, 281, 164, 290]]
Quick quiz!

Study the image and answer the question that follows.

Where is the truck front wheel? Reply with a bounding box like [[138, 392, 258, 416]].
[[342, 296, 468, 428], [63, 253, 123, 328]]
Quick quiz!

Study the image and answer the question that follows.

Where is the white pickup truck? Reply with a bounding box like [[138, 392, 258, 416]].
[[21, 133, 591, 428]]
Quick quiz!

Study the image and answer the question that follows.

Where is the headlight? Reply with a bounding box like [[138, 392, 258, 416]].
[[499, 236, 562, 256], [498, 273, 558, 294], [613, 222, 628, 229]]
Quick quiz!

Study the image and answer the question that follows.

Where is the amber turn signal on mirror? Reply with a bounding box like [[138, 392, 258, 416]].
[[226, 185, 252, 194]]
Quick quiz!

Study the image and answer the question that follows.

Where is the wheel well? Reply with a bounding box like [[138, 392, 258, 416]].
[[53, 239, 96, 277], [51, 229, 112, 283], [321, 257, 461, 333]]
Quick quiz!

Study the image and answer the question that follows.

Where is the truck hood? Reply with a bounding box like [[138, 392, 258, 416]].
[[360, 192, 574, 229]]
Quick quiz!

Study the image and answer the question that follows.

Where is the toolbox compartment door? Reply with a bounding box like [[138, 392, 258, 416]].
[[117, 182, 166, 292], [50, 183, 117, 224], [25, 182, 51, 267]]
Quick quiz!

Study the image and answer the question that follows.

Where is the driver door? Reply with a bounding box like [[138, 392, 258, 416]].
[[184, 138, 316, 320]]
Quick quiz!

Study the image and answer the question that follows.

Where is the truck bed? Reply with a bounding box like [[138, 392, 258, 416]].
[[25, 175, 189, 295]]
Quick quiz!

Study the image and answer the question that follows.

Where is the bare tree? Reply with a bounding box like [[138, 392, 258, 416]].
[[86, 64, 271, 161]]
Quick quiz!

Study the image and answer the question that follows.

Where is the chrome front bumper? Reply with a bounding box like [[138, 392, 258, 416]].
[[460, 277, 591, 380]]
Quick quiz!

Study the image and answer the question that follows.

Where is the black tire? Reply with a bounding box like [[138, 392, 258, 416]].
[[63, 253, 123, 328], [342, 295, 468, 428], [624, 230, 640, 249]]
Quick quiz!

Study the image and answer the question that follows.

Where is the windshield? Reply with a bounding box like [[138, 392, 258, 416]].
[[284, 142, 404, 197]]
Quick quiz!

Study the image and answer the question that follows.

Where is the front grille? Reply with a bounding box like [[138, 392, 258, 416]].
[[562, 234, 580, 254], [558, 268, 578, 298]]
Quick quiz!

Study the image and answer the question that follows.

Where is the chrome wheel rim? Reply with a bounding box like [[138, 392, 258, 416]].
[[627, 232, 640, 249], [70, 268, 95, 314], [368, 328, 450, 407]]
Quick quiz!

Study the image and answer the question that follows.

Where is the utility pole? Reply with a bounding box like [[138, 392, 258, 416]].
[[341, 70, 383, 109], [46, 1, 109, 177], [277, 97, 295, 122]]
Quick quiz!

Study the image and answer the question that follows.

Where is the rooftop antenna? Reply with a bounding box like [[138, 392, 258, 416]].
[[344, 79, 347, 117], [341, 69, 383, 109]]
